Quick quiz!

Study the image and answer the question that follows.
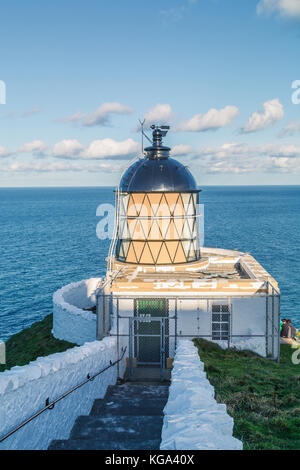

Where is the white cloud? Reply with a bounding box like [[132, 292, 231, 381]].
[[83, 102, 134, 127], [190, 141, 300, 174], [6, 161, 83, 173], [19, 140, 48, 155], [0, 146, 12, 158], [170, 144, 194, 157], [60, 102, 134, 127], [160, 0, 197, 23], [177, 105, 239, 132], [21, 106, 41, 118], [257, 0, 300, 19], [52, 138, 140, 160], [195, 141, 300, 160], [5, 138, 300, 175], [142, 104, 173, 127], [2, 107, 40, 120], [1, 161, 121, 173], [261, 143, 300, 158], [278, 120, 300, 137], [52, 139, 85, 158], [58, 111, 85, 124], [83, 138, 140, 160], [264, 156, 300, 173], [241, 98, 284, 133], [195, 142, 251, 159], [160, 6, 186, 23], [2, 112, 16, 120]]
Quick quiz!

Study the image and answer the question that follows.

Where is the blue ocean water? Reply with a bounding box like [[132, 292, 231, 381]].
[[0, 186, 299, 341]]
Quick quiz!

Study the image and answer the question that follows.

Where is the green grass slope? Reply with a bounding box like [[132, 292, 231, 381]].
[[194, 339, 300, 450], [0, 314, 76, 372]]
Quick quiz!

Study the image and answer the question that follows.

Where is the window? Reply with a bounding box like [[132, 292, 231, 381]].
[[116, 191, 200, 265], [212, 304, 230, 340]]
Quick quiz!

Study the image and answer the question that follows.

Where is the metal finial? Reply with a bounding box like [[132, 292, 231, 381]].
[[150, 124, 170, 147]]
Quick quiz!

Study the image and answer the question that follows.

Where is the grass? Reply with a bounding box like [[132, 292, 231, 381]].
[[194, 338, 300, 450], [0, 314, 77, 372]]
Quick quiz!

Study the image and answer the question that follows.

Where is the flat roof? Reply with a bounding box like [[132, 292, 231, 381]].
[[108, 247, 279, 297]]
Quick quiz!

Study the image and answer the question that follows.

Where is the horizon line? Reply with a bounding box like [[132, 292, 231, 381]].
[[0, 184, 300, 189]]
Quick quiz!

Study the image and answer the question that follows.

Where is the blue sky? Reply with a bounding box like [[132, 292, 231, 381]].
[[0, 0, 300, 186]]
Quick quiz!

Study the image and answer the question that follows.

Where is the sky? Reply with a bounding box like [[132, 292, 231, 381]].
[[0, 0, 300, 187]]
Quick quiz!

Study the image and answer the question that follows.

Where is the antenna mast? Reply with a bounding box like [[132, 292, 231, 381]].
[[139, 118, 145, 156]]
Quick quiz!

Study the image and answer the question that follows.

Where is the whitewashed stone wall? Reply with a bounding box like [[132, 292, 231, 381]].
[[0, 337, 121, 450], [53, 278, 101, 345], [160, 340, 243, 450]]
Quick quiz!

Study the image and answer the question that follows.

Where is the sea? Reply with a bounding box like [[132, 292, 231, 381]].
[[0, 186, 299, 341]]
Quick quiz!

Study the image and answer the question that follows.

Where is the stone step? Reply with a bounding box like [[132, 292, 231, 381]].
[[70, 415, 163, 440], [106, 384, 169, 400], [48, 383, 169, 450], [109, 383, 169, 392], [49, 438, 161, 450], [91, 396, 167, 416]]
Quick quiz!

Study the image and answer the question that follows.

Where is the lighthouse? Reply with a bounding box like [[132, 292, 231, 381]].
[[95, 125, 281, 379], [115, 125, 201, 266]]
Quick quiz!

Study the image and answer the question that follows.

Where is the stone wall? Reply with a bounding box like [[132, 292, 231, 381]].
[[0, 337, 120, 450], [53, 278, 101, 345], [160, 339, 243, 450]]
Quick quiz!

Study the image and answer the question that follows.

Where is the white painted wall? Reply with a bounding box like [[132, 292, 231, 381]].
[[160, 340, 243, 450], [230, 297, 267, 356], [110, 298, 134, 378], [103, 277, 280, 363], [177, 299, 210, 338], [0, 337, 121, 450], [175, 296, 269, 357], [53, 278, 101, 345], [114, 295, 272, 358]]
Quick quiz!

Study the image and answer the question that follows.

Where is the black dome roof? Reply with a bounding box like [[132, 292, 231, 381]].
[[119, 126, 199, 193], [119, 157, 198, 193]]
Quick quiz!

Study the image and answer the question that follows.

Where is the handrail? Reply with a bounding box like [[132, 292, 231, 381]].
[[0, 346, 127, 443]]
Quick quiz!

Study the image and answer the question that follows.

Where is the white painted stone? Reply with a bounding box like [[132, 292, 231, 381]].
[[161, 431, 243, 451], [168, 382, 215, 402], [0, 336, 123, 450], [231, 337, 266, 356], [161, 339, 243, 451], [53, 277, 101, 345], [163, 410, 234, 436]]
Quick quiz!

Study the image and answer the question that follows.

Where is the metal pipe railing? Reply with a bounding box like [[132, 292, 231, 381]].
[[0, 346, 127, 444]]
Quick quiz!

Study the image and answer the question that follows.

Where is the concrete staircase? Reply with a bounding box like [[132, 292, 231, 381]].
[[49, 383, 169, 450]]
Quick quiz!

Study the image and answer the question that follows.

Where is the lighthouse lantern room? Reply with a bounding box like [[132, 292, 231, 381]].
[[115, 126, 201, 266]]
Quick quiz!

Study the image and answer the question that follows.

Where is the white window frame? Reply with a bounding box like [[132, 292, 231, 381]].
[[211, 304, 230, 340]]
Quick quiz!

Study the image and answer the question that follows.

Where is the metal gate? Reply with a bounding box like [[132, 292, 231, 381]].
[[128, 298, 170, 380]]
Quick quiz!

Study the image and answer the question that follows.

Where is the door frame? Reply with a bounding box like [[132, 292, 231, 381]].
[[128, 298, 169, 380]]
